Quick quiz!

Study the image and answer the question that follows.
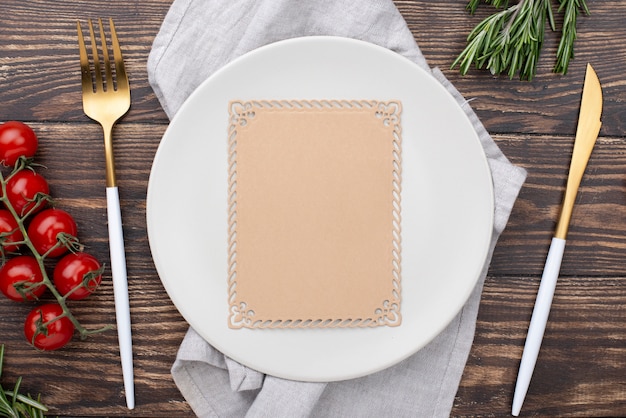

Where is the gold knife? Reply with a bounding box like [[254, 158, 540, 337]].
[[512, 63, 603, 416]]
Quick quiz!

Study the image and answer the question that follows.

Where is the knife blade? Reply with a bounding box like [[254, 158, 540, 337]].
[[512, 63, 603, 416]]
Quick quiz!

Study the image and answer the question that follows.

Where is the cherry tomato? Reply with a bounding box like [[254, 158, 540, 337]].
[[27, 208, 77, 257], [0, 255, 45, 301], [4, 170, 50, 216], [0, 209, 24, 252], [0, 121, 38, 167], [24, 303, 74, 350], [53, 252, 102, 300]]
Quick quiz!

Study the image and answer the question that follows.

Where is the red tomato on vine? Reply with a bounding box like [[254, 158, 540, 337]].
[[0, 121, 110, 351], [54, 252, 102, 300], [4, 170, 50, 216], [27, 209, 78, 257], [0, 121, 38, 166], [0, 255, 45, 301], [0, 209, 24, 252], [24, 303, 74, 350]]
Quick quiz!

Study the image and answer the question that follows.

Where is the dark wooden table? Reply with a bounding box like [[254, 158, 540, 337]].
[[1, 1, 624, 416]]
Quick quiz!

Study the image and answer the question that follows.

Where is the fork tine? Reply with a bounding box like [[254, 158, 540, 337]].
[[77, 21, 93, 94], [97, 18, 114, 92], [109, 18, 129, 91], [87, 19, 103, 93]]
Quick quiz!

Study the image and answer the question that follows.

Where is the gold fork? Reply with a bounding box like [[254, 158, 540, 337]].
[[77, 18, 134, 410]]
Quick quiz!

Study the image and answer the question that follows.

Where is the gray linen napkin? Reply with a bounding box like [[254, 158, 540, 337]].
[[147, 0, 527, 416]]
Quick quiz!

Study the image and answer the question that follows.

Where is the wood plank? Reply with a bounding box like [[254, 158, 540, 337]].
[[400, 0, 626, 136], [0, 120, 189, 415], [455, 274, 626, 416], [0, 0, 171, 123], [14, 124, 626, 278], [491, 133, 626, 276], [0, 1, 624, 136]]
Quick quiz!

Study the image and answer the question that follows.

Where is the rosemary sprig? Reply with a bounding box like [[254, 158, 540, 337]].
[[0, 345, 48, 418], [452, 0, 589, 80], [467, 0, 510, 14], [554, 0, 590, 74]]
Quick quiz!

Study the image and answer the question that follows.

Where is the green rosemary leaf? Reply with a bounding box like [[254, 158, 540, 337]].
[[467, 0, 482, 14], [3, 392, 48, 413], [450, 6, 513, 75], [554, 0, 589, 74], [467, 0, 510, 14]]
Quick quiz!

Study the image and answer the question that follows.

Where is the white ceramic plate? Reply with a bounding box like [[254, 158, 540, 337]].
[[147, 36, 494, 382]]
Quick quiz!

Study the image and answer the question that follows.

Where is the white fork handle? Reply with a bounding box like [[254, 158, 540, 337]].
[[512, 237, 566, 416], [106, 186, 135, 410]]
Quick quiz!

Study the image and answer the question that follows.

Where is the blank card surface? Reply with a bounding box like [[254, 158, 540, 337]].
[[227, 100, 402, 329]]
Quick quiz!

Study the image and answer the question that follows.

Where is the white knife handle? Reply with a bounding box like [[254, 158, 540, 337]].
[[106, 186, 135, 410], [512, 237, 566, 416]]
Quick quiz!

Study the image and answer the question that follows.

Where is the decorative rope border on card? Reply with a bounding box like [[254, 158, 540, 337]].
[[227, 99, 402, 329]]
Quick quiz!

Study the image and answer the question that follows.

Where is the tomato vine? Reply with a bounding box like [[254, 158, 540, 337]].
[[0, 121, 111, 350]]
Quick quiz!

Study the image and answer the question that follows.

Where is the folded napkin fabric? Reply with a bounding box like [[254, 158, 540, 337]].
[[147, 0, 527, 416]]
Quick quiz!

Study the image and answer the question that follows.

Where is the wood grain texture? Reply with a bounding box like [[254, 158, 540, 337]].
[[0, 0, 625, 417]]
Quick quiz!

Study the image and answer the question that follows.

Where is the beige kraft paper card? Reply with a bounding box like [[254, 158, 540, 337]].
[[227, 100, 402, 329]]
